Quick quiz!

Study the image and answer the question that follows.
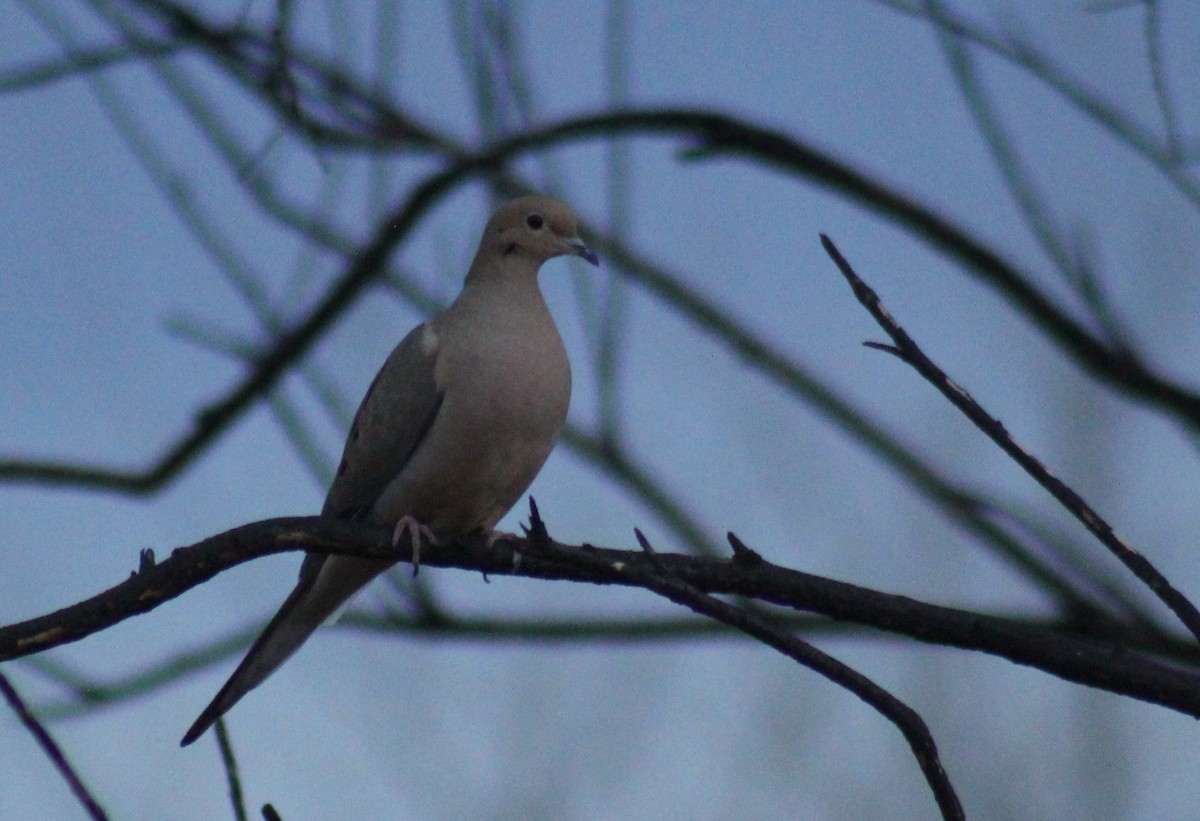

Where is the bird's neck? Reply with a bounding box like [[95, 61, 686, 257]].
[[453, 266, 553, 331], [462, 258, 544, 296]]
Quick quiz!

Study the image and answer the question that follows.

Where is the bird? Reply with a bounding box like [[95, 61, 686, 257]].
[[181, 195, 598, 746]]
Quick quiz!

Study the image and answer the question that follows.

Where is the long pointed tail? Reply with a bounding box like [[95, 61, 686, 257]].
[[180, 555, 390, 746]]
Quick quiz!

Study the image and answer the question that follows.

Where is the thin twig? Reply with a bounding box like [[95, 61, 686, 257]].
[[929, 0, 1076, 283], [514, 508, 963, 820], [561, 425, 723, 557], [25, 611, 882, 719], [215, 719, 249, 821], [7, 108, 1200, 499], [821, 234, 1200, 645], [874, 0, 1200, 204], [0, 38, 183, 92], [0, 82, 1171, 652], [926, 0, 1133, 352], [109, 3, 1200, 422], [0, 671, 109, 820], [1142, 0, 1181, 162], [31, 596, 1200, 721]]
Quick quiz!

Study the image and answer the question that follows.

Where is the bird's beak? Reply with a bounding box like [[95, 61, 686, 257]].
[[566, 236, 599, 266]]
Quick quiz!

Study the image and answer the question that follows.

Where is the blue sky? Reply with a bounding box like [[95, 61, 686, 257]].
[[3, 2, 1200, 819]]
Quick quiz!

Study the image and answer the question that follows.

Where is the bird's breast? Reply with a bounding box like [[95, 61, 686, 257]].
[[370, 292, 571, 533]]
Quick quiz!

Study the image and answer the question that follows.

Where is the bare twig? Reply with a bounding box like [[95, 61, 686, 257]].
[[94, 4, 1200, 422], [821, 234, 1200, 644], [0, 672, 108, 820], [517, 509, 963, 819], [214, 719, 249, 821], [6, 108, 1200, 499], [926, 0, 1133, 353], [875, 0, 1200, 202], [1141, 0, 1181, 162], [0, 38, 183, 92], [26, 611, 878, 719]]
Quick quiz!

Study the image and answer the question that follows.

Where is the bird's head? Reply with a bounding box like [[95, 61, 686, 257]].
[[477, 195, 599, 272]]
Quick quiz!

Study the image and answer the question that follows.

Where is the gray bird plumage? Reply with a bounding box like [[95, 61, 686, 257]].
[[181, 196, 597, 746]]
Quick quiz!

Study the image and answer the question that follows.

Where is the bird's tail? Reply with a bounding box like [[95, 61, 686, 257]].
[[180, 555, 390, 746]]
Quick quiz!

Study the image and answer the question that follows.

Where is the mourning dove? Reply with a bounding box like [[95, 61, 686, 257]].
[[181, 196, 597, 746]]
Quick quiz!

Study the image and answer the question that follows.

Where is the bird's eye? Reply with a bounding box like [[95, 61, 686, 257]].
[[525, 213, 544, 230]]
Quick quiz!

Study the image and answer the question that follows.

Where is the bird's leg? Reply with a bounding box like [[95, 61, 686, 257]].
[[483, 530, 521, 572], [392, 515, 437, 576], [484, 529, 516, 549]]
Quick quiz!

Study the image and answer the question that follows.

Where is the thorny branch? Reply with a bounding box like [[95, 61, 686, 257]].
[[4, 512, 1200, 720], [517, 507, 964, 820]]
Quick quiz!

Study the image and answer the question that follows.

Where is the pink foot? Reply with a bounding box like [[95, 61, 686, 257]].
[[392, 515, 437, 575]]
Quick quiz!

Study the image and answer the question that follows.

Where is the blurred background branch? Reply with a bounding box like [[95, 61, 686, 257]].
[[3, 2, 1199, 818]]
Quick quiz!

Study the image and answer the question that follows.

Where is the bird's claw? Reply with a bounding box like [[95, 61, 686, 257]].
[[392, 515, 437, 576]]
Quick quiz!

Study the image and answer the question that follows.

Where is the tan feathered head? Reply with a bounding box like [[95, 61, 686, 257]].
[[471, 196, 599, 277]]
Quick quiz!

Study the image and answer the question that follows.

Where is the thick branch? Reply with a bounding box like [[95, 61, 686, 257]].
[[3, 516, 1200, 720], [520, 519, 962, 819]]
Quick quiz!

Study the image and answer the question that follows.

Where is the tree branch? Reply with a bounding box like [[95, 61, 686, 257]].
[[517, 514, 963, 820], [0, 672, 108, 820], [5, 106, 1199, 497], [4, 513, 1200, 720], [821, 234, 1200, 645]]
